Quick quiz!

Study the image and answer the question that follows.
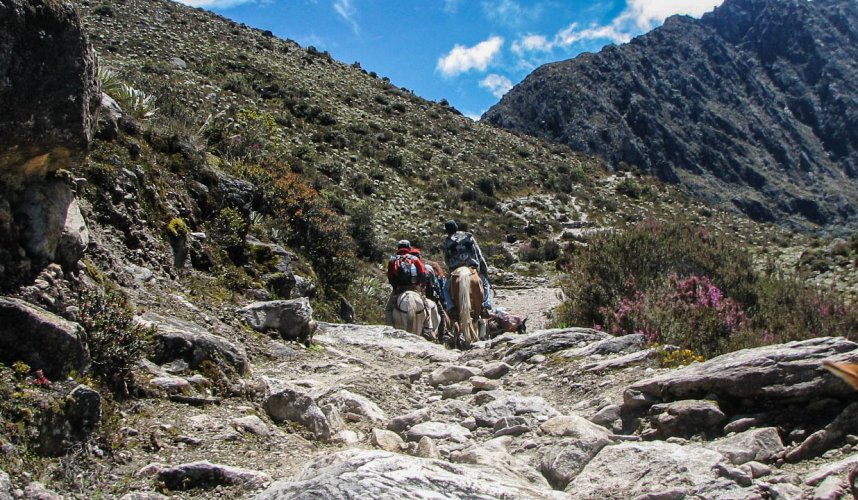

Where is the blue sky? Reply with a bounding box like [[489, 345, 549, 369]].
[[176, 0, 723, 119]]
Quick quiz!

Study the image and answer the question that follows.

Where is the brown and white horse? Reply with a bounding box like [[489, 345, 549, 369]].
[[448, 266, 485, 349]]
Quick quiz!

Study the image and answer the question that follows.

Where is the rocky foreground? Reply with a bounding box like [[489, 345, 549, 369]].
[[6, 286, 858, 499]]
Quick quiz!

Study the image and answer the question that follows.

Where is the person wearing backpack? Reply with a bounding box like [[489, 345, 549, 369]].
[[384, 240, 428, 330], [441, 220, 493, 317]]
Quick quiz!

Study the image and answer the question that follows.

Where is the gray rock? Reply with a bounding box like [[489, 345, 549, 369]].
[[415, 436, 440, 459], [371, 428, 404, 452], [538, 416, 614, 489], [787, 402, 858, 462], [707, 427, 785, 465], [805, 453, 858, 486], [316, 323, 460, 362], [119, 493, 170, 500], [561, 333, 647, 358], [541, 414, 613, 439], [469, 376, 500, 391], [474, 391, 560, 427], [650, 399, 727, 439], [428, 365, 481, 387], [254, 449, 565, 499], [319, 389, 387, 426], [0, 296, 90, 379], [0, 469, 11, 500], [149, 375, 191, 394], [450, 436, 550, 488], [566, 441, 744, 498], [142, 313, 248, 376], [499, 328, 607, 364], [263, 385, 331, 440], [591, 404, 622, 428], [481, 361, 513, 379], [22, 482, 62, 500], [624, 338, 858, 416], [158, 461, 270, 491], [740, 461, 772, 479], [442, 383, 473, 399], [406, 421, 472, 443], [237, 298, 316, 344], [582, 349, 657, 371], [38, 384, 101, 456], [388, 408, 431, 433], [813, 475, 847, 500], [232, 416, 269, 437]]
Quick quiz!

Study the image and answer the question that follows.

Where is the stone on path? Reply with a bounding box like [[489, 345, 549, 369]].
[[158, 461, 270, 491], [371, 428, 404, 452], [566, 441, 747, 498], [254, 449, 566, 499]]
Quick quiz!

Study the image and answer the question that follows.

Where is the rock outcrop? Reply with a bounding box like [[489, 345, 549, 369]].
[[483, 0, 858, 231], [0, 0, 100, 177], [0, 296, 90, 378], [0, 0, 99, 287]]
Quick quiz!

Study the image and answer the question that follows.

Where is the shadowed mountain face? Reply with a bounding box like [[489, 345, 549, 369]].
[[483, 0, 858, 232]]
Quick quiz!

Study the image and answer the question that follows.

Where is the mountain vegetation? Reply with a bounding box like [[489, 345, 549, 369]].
[[1, 0, 858, 497]]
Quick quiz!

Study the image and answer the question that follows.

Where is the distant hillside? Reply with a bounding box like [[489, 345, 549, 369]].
[[483, 0, 858, 233]]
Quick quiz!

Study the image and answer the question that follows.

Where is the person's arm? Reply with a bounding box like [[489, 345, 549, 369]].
[[474, 240, 488, 276]]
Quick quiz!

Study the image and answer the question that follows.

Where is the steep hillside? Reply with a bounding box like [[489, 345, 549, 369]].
[[67, 0, 771, 316], [483, 0, 858, 233]]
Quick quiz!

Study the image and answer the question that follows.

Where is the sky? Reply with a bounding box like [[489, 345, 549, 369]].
[[174, 0, 724, 119]]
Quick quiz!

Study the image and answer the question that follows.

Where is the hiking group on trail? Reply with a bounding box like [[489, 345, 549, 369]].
[[384, 220, 502, 347]]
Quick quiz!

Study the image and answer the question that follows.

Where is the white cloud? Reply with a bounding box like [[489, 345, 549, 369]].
[[437, 36, 504, 77], [175, 0, 258, 7], [622, 0, 723, 31], [479, 74, 513, 98], [512, 0, 723, 57], [511, 34, 552, 56], [481, 0, 542, 27], [334, 0, 359, 34]]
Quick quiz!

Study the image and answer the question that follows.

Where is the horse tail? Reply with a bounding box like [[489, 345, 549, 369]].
[[456, 267, 473, 339]]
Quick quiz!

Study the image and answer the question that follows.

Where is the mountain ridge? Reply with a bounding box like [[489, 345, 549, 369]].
[[483, 0, 858, 233]]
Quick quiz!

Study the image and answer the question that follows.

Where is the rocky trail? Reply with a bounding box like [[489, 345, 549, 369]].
[[26, 283, 858, 499]]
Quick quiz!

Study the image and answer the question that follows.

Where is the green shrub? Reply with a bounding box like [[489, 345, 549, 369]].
[[555, 219, 858, 358], [78, 289, 152, 392], [207, 207, 248, 262]]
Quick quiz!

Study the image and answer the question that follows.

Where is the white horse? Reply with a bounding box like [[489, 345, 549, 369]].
[[391, 291, 440, 340]]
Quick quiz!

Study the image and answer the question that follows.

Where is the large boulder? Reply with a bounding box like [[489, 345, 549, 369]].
[[141, 313, 247, 376], [237, 298, 317, 345], [0, 0, 100, 179], [623, 337, 858, 417], [566, 441, 748, 498], [497, 328, 607, 365], [473, 391, 560, 428], [253, 449, 566, 499], [539, 416, 614, 489], [0, 296, 89, 378], [706, 427, 785, 465]]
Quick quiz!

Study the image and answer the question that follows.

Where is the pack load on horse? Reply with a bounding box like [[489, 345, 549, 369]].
[[417, 254, 449, 340], [441, 220, 493, 349], [485, 308, 528, 338], [384, 241, 438, 340]]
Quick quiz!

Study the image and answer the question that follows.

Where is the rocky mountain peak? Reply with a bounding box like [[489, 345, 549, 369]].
[[483, 0, 858, 232]]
